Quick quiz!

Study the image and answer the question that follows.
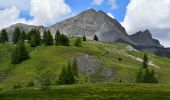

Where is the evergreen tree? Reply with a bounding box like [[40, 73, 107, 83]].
[[19, 31, 26, 42], [43, 30, 53, 46], [42, 30, 47, 44], [72, 58, 79, 82], [55, 30, 61, 45], [136, 68, 143, 83], [0, 29, 8, 44], [13, 27, 21, 44], [30, 29, 41, 47], [74, 38, 81, 47], [149, 69, 158, 83], [11, 42, 30, 64], [93, 35, 98, 41], [60, 34, 69, 46], [143, 53, 148, 69], [83, 35, 86, 41], [65, 61, 75, 84], [58, 66, 67, 84], [27, 29, 35, 41]]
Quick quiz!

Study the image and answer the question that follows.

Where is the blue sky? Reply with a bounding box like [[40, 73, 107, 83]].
[[65, 0, 130, 22], [0, 0, 170, 47]]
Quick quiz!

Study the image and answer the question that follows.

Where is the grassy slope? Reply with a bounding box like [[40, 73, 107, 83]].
[[1, 83, 170, 100], [0, 38, 170, 92]]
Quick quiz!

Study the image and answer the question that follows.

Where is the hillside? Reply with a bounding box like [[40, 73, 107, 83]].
[[0, 38, 170, 92], [1, 83, 170, 100]]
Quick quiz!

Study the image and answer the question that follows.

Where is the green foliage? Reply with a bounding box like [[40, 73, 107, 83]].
[[55, 30, 61, 45], [13, 84, 21, 89], [93, 35, 98, 41], [58, 61, 79, 85], [73, 58, 79, 80], [12, 27, 21, 44], [55, 30, 69, 46], [143, 53, 148, 69], [27, 81, 34, 87], [136, 68, 158, 83], [30, 29, 41, 47], [74, 38, 81, 47], [83, 35, 86, 41], [0, 29, 8, 44], [27, 29, 35, 41], [19, 31, 26, 42], [11, 42, 30, 64], [43, 30, 53, 46]]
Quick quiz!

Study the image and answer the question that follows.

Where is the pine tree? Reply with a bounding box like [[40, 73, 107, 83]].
[[0, 29, 8, 44], [19, 31, 26, 42], [74, 38, 81, 47], [13, 27, 21, 44], [30, 29, 41, 47], [93, 35, 98, 41], [66, 61, 75, 84], [60, 34, 69, 46], [136, 68, 143, 83], [149, 69, 158, 83], [83, 35, 86, 41], [143, 53, 148, 69], [11, 42, 30, 64], [44, 30, 53, 46], [27, 29, 35, 41], [72, 58, 79, 82], [55, 30, 61, 45]]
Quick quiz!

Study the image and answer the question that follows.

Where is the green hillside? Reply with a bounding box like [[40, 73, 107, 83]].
[[1, 83, 170, 100], [0, 38, 170, 98]]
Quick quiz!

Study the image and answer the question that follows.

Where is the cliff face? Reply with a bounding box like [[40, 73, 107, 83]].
[[49, 9, 134, 44], [130, 30, 163, 47]]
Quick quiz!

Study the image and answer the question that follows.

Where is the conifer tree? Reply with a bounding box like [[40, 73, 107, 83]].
[[46, 30, 53, 46], [83, 35, 86, 41], [11, 42, 30, 64], [143, 53, 148, 69], [74, 38, 81, 47], [19, 31, 26, 42], [30, 30, 41, 47], [13, 27, 21, 44], [93, 35, 98, 41], [72, 58, 79, 83], [55, 30, 61, 45], [0, 29, 8, 44], [136, 68, 143, 83]]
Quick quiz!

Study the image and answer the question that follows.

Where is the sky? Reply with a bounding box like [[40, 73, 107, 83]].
[[0, 0, 170, 47]]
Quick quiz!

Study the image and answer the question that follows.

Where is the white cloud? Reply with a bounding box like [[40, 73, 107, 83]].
[[92, 0, 118, 9], [0, 0, 30, 11], [93, 0, 104, 5], [107, 12, 114, 19], [122, 0, 170, 47], [30, 0, 71, 26], [108, 0, 118, 9], [0, 0, 71, 29], [0, 7, 27, 29]]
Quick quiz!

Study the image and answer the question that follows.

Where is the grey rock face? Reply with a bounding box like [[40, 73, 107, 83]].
[[130, 30, 163, 47], [5, 23, 45, 41], [49, 9, 134, 44]]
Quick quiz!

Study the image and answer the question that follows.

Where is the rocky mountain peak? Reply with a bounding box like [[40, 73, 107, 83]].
[[130, 29, 163, 47]]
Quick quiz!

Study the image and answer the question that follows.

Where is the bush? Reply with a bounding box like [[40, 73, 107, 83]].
[[74, 38, 81, 47], [27, 81, 34, 87], [13, 84, 21, 89]]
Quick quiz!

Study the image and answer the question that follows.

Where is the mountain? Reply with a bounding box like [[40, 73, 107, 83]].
[[49, 9, 135, 44], [5, 23, 45, 41], [129, 30, 163, 47]]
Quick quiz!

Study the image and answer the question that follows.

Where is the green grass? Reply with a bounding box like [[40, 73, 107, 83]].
[[1, 83, 170, 100], [0, 38, 170, 92]]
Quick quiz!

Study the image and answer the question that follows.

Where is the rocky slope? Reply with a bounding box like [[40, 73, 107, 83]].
[[49, 9, 134, 44], [129, 30, 162, 47], [4, 9, 163, 48]]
